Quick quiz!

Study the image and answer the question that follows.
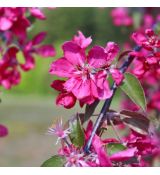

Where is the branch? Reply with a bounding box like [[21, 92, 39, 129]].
[[84, 46, 141, 153]]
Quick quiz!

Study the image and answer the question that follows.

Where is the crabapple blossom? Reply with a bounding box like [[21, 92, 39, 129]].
[[132, 29, 160, 51], [50, 31, 120, 107], [110, 68, 124, 85], [43, 8, 160, 167], [111, 8, 133, 27], [0, 7, 55, 89], [46, 117, 159, 167], [131, 29, 160, 77], [48, 119, 71, 144], [51, 80, 76, 109], [58, 146, 90, 167]]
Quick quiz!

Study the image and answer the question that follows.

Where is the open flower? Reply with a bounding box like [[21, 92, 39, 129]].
[[59, 145, 89, 167], [48, 119, 71, 144], [50, 31, 119, 106], [131, 29, 160, 77], [132, 29, 160, 51], [20, 32, 56, 71]]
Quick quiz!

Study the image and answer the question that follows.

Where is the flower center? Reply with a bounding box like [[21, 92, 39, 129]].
[[75, 64, 94, 80]]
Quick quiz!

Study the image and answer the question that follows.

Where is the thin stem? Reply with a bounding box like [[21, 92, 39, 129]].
[[110, 120, 123, 143], [84, 46, 141, 153], [63, 138, 71, 148]]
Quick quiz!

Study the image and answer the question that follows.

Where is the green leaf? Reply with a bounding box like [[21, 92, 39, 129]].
[[107, 143, 127, 156], [41, 155, 65, 167], [69, 116, 85, 147], [120, 73, 146, 111]]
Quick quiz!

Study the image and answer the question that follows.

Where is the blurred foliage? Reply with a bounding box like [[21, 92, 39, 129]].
[[6, 8, 134, 96], [31, 8, 132, 45]]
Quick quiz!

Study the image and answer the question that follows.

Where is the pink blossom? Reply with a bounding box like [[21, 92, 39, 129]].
[[0, 8, 24, 31], [11, 16, 30, 40], [0, 124, 8, 137], [0, 17, 12, 31], [50, 31, 119, 106], [72, 31, 92, 49], [59, 145, 90, 167], [109, 147, 137, 162], [110, 68, 124, 85], [56, 93, 76, 109], [92, 135, 112, 166], [51, 80, 76, 109], [36, 45, 56, 57], [130, 29, 160, 77], [48, 119, 71, 144], [29, 8, 46, 20], [124, 130, 160, 160], [0, 47, 21, 89], [19, 32, 55, 71], [111, 8, 133, 26], [132, 29, 160, 51], [0, 8, 56, 89], [148, 91, 160, 111], [85, 120, 112, 167]]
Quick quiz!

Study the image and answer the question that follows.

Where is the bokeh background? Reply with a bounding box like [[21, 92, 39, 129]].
[[0, 8, 135, 166]]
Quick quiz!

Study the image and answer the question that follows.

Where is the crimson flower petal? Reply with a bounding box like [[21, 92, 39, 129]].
[[32, 32, 47, 45], [109, 147, 137, 162], [49, 57, 75, 78], [37, 45, 56, 57], [29, 8, 46, 20], [0, 124, 8, 137], [62, 41, 85, 66]]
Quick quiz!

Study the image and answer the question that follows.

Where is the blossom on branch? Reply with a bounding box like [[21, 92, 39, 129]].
[[50, 31, 120, 107], [0, 7, 56, 89]]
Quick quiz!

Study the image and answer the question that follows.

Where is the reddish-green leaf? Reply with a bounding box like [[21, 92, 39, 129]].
[[120, 110, 150, 135]]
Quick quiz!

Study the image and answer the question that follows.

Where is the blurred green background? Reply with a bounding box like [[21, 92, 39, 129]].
[[0, 8, 134, 166]]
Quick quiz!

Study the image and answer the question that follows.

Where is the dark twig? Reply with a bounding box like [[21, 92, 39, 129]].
[[84, 46, 141, 153]]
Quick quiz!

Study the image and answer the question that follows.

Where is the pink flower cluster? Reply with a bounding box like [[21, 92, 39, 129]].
[[50, 31, 123, 108], [0, 8, 55, 89], [49, 119, 160, 167], [111, 8, 160, 113], [111, 8, 133, 27], [110, 9, 160, 166], [131, 29, 160, 77], [45, 8, 160, 167]]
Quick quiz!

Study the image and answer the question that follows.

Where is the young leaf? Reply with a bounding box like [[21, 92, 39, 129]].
[[120, 73, 146, 111], [107, 143, 127, 156], [120, 110, 150, 135], [69, 116, 85, 147], [41, 155, 65, 167]]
